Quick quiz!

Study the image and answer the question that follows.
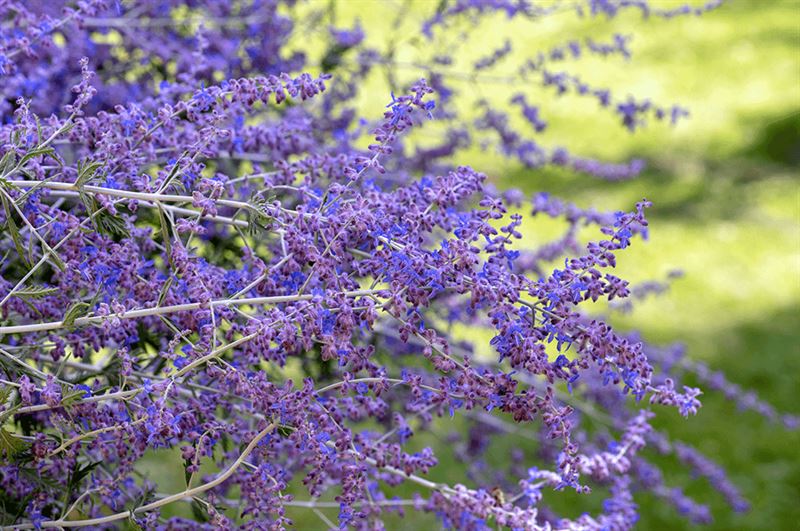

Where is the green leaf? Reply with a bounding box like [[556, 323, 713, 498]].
[[0, 490, 33, 526], [157, 151, 188, 194], [246, 197, 276, 236], [17, 147, 54, 168], [0, 151, 16, 177], [18, 466, 61, 491], [0, 195, 30, 268], [62, 301, 91, 329], [190, 499, 211, 522], [43, 242, 67, 272], [157, 276, 173, 308], [63, 460, 102, 508], [76, 160, 104, 188], [59, 385, 86, 408], [78, 189, 97, 217], [0, 386, 12, 408], [183, 455, 193, 486], [16, 167, 34, 180], [0, 191, 67, 272], [156, 203, 173, 262], [71, 460, 101, 485], [18, 297, 43, 317], [0, 428, 27, 458], [276, 424, 294, 438], [219, 433, 231, 453], [126, 515, 144, 531], [47, 254, 66, 273], [12, 285, 59, 299], [95, 210, 129, 239], [79, 193, 129, 239], [34, 116, 42, 145], [4, 214, 27, 265], [95, 357, 123, 388]]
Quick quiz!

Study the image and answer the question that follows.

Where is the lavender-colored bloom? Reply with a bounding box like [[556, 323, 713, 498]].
[[0, 1, 792, 529]]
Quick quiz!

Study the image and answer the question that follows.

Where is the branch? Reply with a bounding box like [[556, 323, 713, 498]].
[[6, 423, 276, 529], [0, 288, 384, 335]]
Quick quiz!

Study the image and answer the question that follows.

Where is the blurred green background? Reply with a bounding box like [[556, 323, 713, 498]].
[[141, 1, 800, 529], [333, 1, 800, 527]]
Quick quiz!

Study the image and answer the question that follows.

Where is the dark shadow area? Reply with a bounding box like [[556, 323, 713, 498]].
[[743, 110, 800, 167], [640, 305, 800, 530], [496, 109, 800, 223]]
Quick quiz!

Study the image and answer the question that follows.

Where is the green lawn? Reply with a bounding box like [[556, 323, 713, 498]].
[[500, 2, 800, 529]]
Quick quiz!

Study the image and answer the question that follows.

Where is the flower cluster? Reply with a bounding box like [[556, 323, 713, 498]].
[[0, 1, 794, 530]]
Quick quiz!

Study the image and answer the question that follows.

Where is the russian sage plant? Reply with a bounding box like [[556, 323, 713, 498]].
[[0, 1, 794, 529]]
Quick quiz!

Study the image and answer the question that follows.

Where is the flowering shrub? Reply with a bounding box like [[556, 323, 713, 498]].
[[0, 1, 795, 529]]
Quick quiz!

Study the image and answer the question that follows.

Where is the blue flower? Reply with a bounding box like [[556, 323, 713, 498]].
[[74, 384, 92, 398]]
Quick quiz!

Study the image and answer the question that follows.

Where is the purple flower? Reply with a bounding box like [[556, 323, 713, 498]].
[[0, 2, 788, 529]]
